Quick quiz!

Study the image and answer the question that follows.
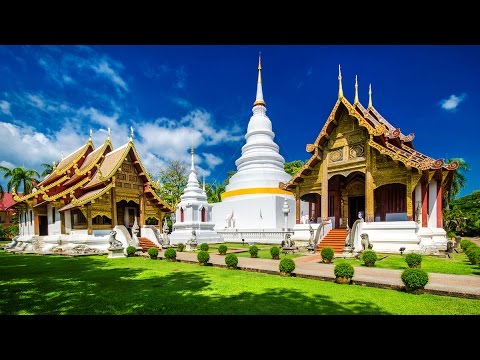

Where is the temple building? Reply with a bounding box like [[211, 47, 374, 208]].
[[283, 67, 458, 253], [9, 129, 173, 254], [211, 56, 295, 242], [170, 147, 223, 244]]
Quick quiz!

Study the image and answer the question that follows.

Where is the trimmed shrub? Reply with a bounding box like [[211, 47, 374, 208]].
[[362, 250, 377, 266], [126, 246, 137, 257], [460, 239, 475, 252], [334, 262, 354, 280], [320, 247, 334, 263], [405, 253, 422, 268], [199, 243, 209, 251], [401, 268, 429, 294], [225, 254, 238, 269], [164, 248, 177, 261], [177, 243, 185, 252], [218, 244, 228, 255], [465, 245, 480, 265], [270, 246, 280, 260], [197, 250, 210, 265], [279, 258, 295, 275], [147, 247, 159, 259], [249, 245, 259, 258]]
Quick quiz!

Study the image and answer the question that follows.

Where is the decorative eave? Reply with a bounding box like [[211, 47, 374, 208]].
[[42, 177, 90, 202], [59, 182, 114, 211], [145, 185, 175, 212], [13, 175, 69, 203], [74, 139, 112, 176], [128, 142, 157, 185]]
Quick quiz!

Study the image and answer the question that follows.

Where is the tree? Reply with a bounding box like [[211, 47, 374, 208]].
[[40, 162, 54, 177], [223, 170, 236, 187], [446, 158, 469, 202], [205, 182, 225, 203], [444, 190, 480, 237], [284, 160, 305, 176], [155, 160, 188, 208], [0, 166, 40, 195]]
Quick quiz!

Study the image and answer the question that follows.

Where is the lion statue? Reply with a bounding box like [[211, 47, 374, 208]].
[[108, 230, 123, 249], [360, 233, 373, 251]]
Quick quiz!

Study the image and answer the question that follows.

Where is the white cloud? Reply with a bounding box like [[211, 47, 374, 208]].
[[174, 66, 187, 89], [91, 60, 129, 92], [0, 100, 11, 115], [203, 153, 223, 169], [440, 93, 467, 111], [0, 160, 15, 169], [170, 96, 192, 108]]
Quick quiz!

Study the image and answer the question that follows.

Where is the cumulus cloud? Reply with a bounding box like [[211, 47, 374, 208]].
[[440, 93, 467, 111], [0, 100, 11, 115], [203, 152, 223, 169], [91, 60, 128, 92]]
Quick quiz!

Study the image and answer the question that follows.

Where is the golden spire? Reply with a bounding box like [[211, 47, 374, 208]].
[[253, 53, 266, 106], [89, 129, 92, 141], [368, 83, 373, 108], [129, 126, 134, 142], [354, 75, 359, 104], [338, 64, 343, 99]]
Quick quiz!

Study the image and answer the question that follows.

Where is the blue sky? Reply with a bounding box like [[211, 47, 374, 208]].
[[0, 45, 478, 198]]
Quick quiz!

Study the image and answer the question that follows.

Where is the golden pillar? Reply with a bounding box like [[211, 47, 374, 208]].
[[86, 203, 93, 235], [139, 193, 145, 226], [321, 152, 329, 222], [33, 207, 40, 236], [364, 140, 375, 222], [295, 187, 301, 224], [110, 186, 117, 227], [406, 172, 413, 221]]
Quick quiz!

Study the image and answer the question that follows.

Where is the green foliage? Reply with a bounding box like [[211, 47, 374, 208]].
[[222, 171, 237, 187], [405, 253, 423, 268], [270, 246, 280, 260], [155, 160, 188, 208], [444, 189, 480, 236], [0, 165, 40, 194], [205, 182, 225, 203], [460, 239, 475, 252], [401, 268, 429, 292], [334, 262, 355, 278], [249, 245, 259, 258], [40, 163, 54, 177], [147, 247, 159, 259], [177, 243, 185, 252], [218, 244, 228, 255], [197, 250, 210, 264], [446, 158, 469, 202], [199, 243, 209, 251], [126, 246, 137, 257], [225, 253, 238, 269], [279, 258, 295, 274], [320, 247, 334, 263], [284, 160, 305, 176], [465, 245, 480, 265], [362, 250, 378, 266], [0, 224, 18, 239], [164, 248, 177, 261]]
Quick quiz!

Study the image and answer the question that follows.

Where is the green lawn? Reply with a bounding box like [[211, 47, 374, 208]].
[[336, 252, 479, 276], [235, 248, 302, 260], [1, 250, 479, 315]]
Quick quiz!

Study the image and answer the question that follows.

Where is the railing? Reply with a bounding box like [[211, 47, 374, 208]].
[[216, 229, 294, 243]]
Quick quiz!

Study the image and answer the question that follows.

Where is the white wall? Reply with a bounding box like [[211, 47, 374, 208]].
[[65, 210, 72, 234], [428, 179, 437, 229], [47, 203, 61, 235]]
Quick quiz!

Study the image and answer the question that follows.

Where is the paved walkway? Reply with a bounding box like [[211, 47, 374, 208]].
[[156, 249, 480, 299]]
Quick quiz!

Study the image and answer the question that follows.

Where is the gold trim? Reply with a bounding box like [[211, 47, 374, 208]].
[[221, 187, 294, 200], [54, 140, 92, 175], [75, 139, 112, 176], [43, 177, 90, 201]]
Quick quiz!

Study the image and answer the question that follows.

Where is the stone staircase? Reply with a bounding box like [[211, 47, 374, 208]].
[[318, 229, 348, 254], [138, 237, 160, 252]]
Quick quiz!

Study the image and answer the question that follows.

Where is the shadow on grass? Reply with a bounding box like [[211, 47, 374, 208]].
[[0, 252, 389, 315]]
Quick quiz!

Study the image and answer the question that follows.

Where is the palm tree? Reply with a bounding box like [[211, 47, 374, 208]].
[[40, 162, 54, 177], [0, 183, 4, 200], [206, 182, 225, 203], [1, 166, 40, 195], [446, 158, 470, 202]]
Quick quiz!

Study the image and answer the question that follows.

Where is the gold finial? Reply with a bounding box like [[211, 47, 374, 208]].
[[107, 127, 111, 140], [368, 83, 373, 108], [338, 64, 343, 99], [354, 75, 359, 104], [89, 129, 92, 140], [129, 126, 134, 142]]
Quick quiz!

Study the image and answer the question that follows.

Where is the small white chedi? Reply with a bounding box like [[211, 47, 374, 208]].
[[169, 148, 223, 245]]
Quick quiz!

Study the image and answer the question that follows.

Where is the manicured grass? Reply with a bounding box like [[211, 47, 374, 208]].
[[235, 248, 302, 260], [336, 252, 479, 276], [1, 250, 479, 315]]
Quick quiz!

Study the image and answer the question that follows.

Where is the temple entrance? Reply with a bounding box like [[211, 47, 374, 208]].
[[300, 193, 320, 223], [39, 215, 48, 235], [117, 200, 140, 237], [374, 183, 407, 221], [348, 196, 365, 228]]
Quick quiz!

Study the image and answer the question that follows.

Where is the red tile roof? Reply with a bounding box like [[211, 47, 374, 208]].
[[0, 193, 18, 211]]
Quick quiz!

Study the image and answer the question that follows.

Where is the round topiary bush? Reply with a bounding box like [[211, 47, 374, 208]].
[[401, 268, 429, 294], [249, 245, 259, 258], [164, 248, 177, 261], [199, 243, 209, 251], [334, 262, 354, 284], [466, 245, 480, 265], [126, 245, 137, 257], [225, 254, 238, 269], [177, 243, 185, 252], [218, 244, 228, 255], [270, 246, 280, 260], [320, 247, 334, 263], [197, 250, 210, 265], [279, 257, 295, 275], [405, 253, 422, 268], [460, 239, 474, 252], [362, 250, 378, 267], [147, 247, 159, 259]]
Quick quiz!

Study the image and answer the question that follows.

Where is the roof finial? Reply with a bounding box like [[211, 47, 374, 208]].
[[190, 146, 195, 172], [368, 83, 373, 108], [253, 53, 266, 106], [202, 175, 206, 192], [107, 127, 111, 140], [129, 126, 134, 142], [354, 75, 359, 104], [89, 128, 92, 140], [61, 151, 64, 160], [338, 64, 343, 99]]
